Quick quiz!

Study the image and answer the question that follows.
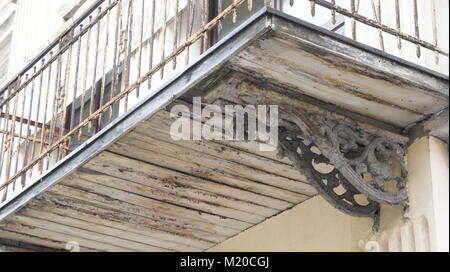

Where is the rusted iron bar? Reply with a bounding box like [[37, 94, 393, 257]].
[[395, 0, 401, 50], [99, 3, 112, 124], [430, 0, 439, 64], [136, 0, 146, 97], [310, 0, 448, 57], [310, 0, 316, 17], [371, 0, 384, 51], [122, 0, 134, 112], [0, 0, 119, 104], [412, 0, 421, 58], [28, 60, 46, 176], [0, 87, 12, 175], [0, 131, 70, 151], [108, 0, 123, 122], [45, 53, 63, 171], [203, 0, 210, 50], [331, 0, 336, 24], [12, 75, 28, 188], [0, 0, 248, 192], [89, 8, 102, 132], [79, 17, 93, 139], [218, 0, 224, 31], [350, 0, 356, 40], [57, 36, 74, 160], [232, 0, 238, 23], [146, 0, 156, 90], [0, 113, 48, 131], [172, 0, 180, 70], [4, 82, 20, 182], [21, 67, 39, 184], [160, 0, 169, 79], [38, 54, 53, 172], [70, 26, 83, 131], [185, 0, 197, 65]]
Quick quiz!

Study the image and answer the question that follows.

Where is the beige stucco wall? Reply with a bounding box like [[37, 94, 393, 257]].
[[208, 196, 373, 252], [406, 137, 449, 252]]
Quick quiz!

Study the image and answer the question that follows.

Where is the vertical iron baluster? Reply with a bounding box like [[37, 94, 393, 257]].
[[29, 60, 46, 177], [13, 75, 28, 187], [21, 68, 38, 185], [39, 54, 53, 173], [395, 0, 402, 50], [5, 81, 20, 183], [100, 3, 112, 125], [218, 0, 223, 31], [202, 0, 210, 52], [160, 0, 168, 79], [371, 0, 385, 51], [109, 0, 123, 122], [1, 83, 15, 181], [331, 0, 336, 24], [351, 0, 357, 40], [1, 84, 17, 202], [122, 0, 134, 112], [0, 86, 12, 177], [70, 26, 83, 131], [185, 0, 196, 65], [232, 0, 237, 23], [412, 0, 421, 57], [172, 0, 180, 70], [58, 37, 74, 160], [430, 0, 439, 64], [46, 53, 63, 171], [79, 17, 93, 140], [89, 8, 102, 132], [136, 0, 146, 97], [147, 0, 156, 89], [310, 0, 315, 17]]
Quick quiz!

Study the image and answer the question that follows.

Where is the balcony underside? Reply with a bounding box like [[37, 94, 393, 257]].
[[0, 9, 448, 252]]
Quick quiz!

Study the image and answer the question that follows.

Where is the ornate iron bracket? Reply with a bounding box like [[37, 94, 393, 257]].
[[277, 108, 409, 221]]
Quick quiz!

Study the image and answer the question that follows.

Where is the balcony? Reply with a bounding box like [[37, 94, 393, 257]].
[[0, 0, 448, 252]]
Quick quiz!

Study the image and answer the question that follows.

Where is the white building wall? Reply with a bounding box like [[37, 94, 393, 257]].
[[0, 0, 94, 87]]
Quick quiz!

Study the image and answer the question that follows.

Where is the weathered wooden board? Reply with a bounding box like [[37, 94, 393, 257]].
[[105, 141, 310, 203], [229, 36, 448, 127], [0, 228, 95, 252], [55, 180, 245, 236], [107, 136, 314, 195], [31, 193, 215, 249], [0, 219, 132, 252], [73, 168, 267, 224], [138, 111, 303, 179], [78, 165, 280, 217]]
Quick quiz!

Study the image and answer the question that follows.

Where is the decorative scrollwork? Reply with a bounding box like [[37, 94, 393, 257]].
[[278, 108, 408, 218]]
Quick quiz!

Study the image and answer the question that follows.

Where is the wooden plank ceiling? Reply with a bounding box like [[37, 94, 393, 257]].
[[0, 74, 317, 251]]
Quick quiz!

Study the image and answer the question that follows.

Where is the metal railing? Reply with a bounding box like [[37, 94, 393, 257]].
[[0, 0, 448, 205]]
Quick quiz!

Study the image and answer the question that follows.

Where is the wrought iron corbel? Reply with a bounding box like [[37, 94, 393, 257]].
[[277, 108, 409, 223]]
